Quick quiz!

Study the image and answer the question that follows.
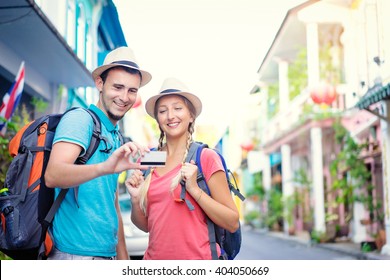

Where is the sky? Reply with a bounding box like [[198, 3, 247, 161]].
[[113, 0, 306, 131]]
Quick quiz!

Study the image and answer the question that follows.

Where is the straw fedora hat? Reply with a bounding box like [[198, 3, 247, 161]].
[[92, 46, 152, 87], [145, 77, 202, 119]]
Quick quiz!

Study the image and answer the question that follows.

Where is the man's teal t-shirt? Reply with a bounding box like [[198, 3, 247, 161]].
[[51, 105, 122, 257]]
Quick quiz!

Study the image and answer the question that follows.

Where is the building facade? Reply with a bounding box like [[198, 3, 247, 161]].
[[0, 0, 126, 119], [238, 0, 389, 255]]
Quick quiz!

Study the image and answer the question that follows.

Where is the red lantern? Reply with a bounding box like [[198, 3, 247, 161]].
[[240, 141, 254, 151], [310, 82, 337, 105], [132, 94, 142, 108]]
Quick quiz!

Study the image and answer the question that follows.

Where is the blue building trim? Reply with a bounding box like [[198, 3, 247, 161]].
[[98, 0, 127, 50]]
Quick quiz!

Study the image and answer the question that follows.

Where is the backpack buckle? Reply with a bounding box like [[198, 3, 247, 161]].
[[18, 145, 27, 154]]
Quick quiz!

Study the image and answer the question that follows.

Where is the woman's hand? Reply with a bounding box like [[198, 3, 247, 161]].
[[125, 169, 145, 200], [180, 160, 199, 192]]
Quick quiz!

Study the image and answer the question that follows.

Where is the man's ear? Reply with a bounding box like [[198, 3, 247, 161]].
[[95, 76, 103, 91]]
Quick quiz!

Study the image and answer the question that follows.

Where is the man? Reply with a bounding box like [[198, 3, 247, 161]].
[[44, 47, 151, 260]]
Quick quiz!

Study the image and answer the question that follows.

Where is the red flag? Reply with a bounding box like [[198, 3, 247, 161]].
[[0, 61, 25, 133]]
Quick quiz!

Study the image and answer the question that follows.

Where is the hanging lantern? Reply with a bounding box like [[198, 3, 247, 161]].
[[240, 140, 254, 152], [310, 81, 337, 105], [132, 94, 142, 108]]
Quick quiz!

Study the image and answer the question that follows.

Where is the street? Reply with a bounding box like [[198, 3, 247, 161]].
[[235, 226, 356, 260]]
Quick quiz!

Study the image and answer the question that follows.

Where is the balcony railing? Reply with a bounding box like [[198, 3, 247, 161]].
[[261, 89, 344, 145]]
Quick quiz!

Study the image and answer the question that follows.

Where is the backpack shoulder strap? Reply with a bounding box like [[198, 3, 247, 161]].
[[188, 142, 220, 259], [117, 130, 125, 146], [185, 141, 205, 162], [178, 142, 208, 211], [76, 108, 102, 164], [193, 142, 209, 191], [211, 149, 246, 202]]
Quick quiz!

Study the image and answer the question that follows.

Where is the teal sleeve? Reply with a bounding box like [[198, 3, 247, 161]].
[[53, 108, 94, 157]]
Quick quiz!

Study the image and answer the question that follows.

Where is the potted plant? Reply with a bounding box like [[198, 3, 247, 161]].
[[266, 188, 284, 231], [283, 190, 301, 235], [292, 168, 314, 234], [330, 121, 371, 225], [330, 120, 386, 250], [244, 172, 266, 229]]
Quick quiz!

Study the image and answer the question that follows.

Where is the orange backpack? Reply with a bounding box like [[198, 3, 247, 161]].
[[0, 107, 106, 259]]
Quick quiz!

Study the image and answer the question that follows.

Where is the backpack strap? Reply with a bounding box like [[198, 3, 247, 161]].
[[76, 108, 103, 164], [38, 188, 68, 259], [187, 141, 208, 185], [178, 142, 207, 211], [117, 130, 125, 146], [215, 153, 245, 202], [191, 143, 220, 259], [197, 145, 245, 202]]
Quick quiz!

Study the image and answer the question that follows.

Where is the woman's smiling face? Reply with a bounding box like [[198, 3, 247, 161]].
[[156, 95, 194, 137]]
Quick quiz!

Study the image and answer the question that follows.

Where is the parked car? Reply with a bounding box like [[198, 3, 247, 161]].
[[118, 193, 149, 259]]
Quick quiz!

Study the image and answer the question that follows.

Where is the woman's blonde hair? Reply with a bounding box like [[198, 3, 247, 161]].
[[138, 95, 197, 214]]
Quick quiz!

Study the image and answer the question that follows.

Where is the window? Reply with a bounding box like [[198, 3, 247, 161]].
[[66, 0, 76, 51], [76, 2, 86, 62], [85, 22, 93, 70]]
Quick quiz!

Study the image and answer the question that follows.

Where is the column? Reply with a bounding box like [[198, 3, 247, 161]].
[[310, 127, 326, 232], [352, 201, 369, 242], [281, 144, 293, 233], [262, 152, 271, 192], [380, 101, 390, 255], [262, 152, 272, 223]]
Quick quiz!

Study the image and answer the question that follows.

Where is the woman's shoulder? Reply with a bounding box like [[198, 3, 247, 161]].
[[197, 146, 224, 180], [200, 146, 219, 157], [199, 146, 222, 166]]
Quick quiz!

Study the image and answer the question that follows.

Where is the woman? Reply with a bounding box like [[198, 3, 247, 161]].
[[126, 77, 239, 260]]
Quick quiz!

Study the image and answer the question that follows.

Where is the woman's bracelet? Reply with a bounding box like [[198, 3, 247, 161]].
[[196, 189, 203, 203]]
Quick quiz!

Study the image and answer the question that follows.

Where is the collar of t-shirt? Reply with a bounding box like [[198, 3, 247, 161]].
[[88, 104, 120, 134]]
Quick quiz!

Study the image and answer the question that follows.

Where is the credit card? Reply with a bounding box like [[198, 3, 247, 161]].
[[140, 151, 167, 167]]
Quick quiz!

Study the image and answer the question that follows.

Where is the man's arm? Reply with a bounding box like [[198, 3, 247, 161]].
[[44, 141, 104, 188], [45, 141, 149, 188]]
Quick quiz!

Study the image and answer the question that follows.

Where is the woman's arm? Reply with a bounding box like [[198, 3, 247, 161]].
[[186, 169, 240, 233]]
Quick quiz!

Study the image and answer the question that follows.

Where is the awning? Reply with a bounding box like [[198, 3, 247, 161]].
[[356, 83, 390, 110], [0, 0, 94, 88], [98, 1, 127, 50]]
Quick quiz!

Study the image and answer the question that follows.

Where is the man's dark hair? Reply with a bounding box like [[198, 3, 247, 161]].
[[100, 66, 142, 83]]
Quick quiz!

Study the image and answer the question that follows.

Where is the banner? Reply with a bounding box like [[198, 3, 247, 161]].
[[1, 260, 389, 280]]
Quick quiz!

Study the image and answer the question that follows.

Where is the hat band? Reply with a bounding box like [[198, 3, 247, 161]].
[[160, 89, 181, 94], [111, 60, 140, 70]]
